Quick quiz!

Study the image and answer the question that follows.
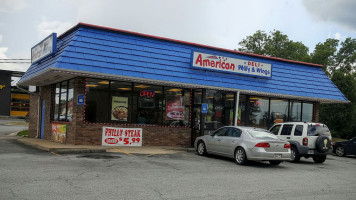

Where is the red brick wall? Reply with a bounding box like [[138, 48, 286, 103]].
[[28, 93, 39, 138]]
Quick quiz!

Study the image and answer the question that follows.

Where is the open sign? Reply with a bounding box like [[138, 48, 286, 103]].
[[140, 90, 155, 98]]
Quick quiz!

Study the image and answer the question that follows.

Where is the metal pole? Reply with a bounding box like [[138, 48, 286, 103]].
[[234, 91, 240, 126]]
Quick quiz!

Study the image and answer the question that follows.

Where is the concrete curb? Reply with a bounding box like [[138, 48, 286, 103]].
[[16, 138, 196, 155], [16, 139, 106, 154]]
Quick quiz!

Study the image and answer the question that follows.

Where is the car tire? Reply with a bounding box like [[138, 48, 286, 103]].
[[335, 146, 345, 157], [290, 146, 301, 163], [197, 141, 207, 156], [312, 155, 327, 163], [269, 161, 282, 165], [234, 147, 248, 165]]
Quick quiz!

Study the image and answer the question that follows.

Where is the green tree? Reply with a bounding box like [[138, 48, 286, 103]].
[[238, 30, 310, 62], [320, 70, 356, 138], [310, 38, 339, 74]]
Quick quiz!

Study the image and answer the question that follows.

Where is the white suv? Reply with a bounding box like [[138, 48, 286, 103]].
[[269, 122, 332, 163]]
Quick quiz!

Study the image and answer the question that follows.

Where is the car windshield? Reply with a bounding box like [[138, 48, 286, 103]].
[[247, 129, 278, 140], [307, 124, 331, 136]]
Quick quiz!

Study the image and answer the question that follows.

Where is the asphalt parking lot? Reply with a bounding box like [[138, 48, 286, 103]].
[[1, 139, 356, 200]]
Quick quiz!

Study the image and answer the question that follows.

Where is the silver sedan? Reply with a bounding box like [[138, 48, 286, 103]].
[[194, 126, 291, 165]]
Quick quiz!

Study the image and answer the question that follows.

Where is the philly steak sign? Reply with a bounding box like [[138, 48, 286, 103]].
[[192, 52, 272, 78]]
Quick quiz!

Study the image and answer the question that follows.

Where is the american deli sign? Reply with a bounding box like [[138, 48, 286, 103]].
[[192, 52, 272, 77], [102, 127, 142, 146]]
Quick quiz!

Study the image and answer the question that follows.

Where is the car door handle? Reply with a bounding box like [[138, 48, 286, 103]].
[[217, 139, 221, 141], [287, 137, 290, 139], [232, 140, 236, 143]]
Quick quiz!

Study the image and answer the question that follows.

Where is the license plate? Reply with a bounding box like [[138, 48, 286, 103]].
[[308, 150, 314, 154], [274, 154, 282, 159]]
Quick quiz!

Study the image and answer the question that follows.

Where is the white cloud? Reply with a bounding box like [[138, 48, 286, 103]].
[[334, 33, 341, 40], [36, 19, 74, 39], [0, 0, 28, 13]]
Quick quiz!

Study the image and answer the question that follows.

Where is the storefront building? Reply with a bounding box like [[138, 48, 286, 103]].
[[0, 69, 29, 117], [19, 23, 348, 147]]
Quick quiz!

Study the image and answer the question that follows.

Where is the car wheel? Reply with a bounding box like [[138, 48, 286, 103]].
[[269, 161, 282, 165], [197, 141, 207, 156], [313, 155, 327, 163], [335, 146, 345, 157], [234, 147, 248, 165], [290, 146, 301, 163]]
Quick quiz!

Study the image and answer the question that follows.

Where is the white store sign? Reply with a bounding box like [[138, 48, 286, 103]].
[[31, 33, 57, 64], [192, 52, 272, 77], [102, 127, 142, 146]]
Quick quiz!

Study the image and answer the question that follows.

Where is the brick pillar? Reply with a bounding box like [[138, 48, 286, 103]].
[[39, 85, 53, 140], [28, 93, 40, 138]]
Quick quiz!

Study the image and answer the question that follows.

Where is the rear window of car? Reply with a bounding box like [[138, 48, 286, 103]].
[[247, 130, 278, 140], [307, 124, 331, 136]]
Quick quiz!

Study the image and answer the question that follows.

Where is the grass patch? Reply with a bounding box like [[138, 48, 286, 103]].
[[17, 130, 28, 137]]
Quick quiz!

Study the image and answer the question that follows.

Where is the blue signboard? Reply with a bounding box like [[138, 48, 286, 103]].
[[77, 94, 85, 106], [202, 103, 208, 113]]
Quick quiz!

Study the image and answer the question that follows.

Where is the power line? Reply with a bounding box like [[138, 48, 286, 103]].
[[0, 62, 31, 63], [0, 59, 31, 60]]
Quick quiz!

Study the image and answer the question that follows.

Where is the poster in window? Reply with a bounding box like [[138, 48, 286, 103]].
[[166, 96, 184, 120], [111, 96, 128, 121], [51, 123, 66, 143]]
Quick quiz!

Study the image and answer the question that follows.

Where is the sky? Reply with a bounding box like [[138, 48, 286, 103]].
[[0, 0, 356, 73]]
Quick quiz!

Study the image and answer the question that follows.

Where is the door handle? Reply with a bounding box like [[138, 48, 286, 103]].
[[232, 140, 236, 143], [287, 137, 290, 139], [217, 139, 221, 141]]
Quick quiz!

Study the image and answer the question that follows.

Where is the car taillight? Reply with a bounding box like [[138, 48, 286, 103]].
[[303, 137, 308, 146], [284, 143, 291, 148], [255, 143, 270, 148]]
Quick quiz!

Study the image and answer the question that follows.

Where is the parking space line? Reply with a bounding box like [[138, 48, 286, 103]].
[[112, 148, 134, 156], [50, 152, 62, 156]]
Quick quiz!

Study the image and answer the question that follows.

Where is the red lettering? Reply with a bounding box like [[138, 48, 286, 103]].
[[211, 61, 215, 67], [195, 54, 202, 65], [203, 59, 210, 67]]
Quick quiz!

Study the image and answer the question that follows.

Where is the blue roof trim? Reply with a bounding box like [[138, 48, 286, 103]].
[[19, 26, 348, 102]]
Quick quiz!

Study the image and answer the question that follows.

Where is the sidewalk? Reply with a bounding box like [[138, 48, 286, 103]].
[[17, 137, 195, 155]]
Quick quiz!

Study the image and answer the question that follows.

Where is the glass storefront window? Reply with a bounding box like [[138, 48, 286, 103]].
[[110, 81, 132, 123], [54, 83, 60, 121], [248, 97, 269, 128], [85, 78, 110, 123], [163, 88, 190, 126], [270, 99, 289, 124], [59, 81, 67, 121], [132, 84, 163, 125], [237, 95, 246, 126], [290, 101, 302, 121], [53, 80, 74, 122], [302, 102, 314, 122], [224, 92, 235, 126]]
